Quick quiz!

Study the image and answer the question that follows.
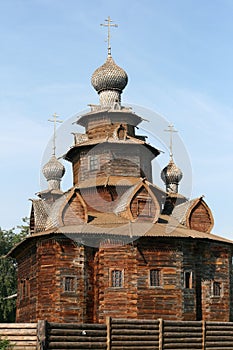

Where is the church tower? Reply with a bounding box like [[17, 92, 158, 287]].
[[9, 18, 233, 323]]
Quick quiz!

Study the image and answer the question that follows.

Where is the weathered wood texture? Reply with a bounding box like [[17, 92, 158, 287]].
[[110, 318, 160, 350], [16, 236, 233, 323], [62, 193, 86, 225], [47, 322, 107, 350], [0, 323, 37, 350], [205, 322, 233, 349], [72, 144, 153, 185], [16, 236, 96, 323], [189, 201, 213, 233], [1, 320, 233, 350], [163, 320, 203, 349]]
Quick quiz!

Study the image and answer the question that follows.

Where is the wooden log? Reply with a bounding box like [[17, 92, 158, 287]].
[[37, 320, 47, 350], [112, 341, 159, 347], [111, 347, 156, 350], [112, 323, 159, 329], [0, 329, 36, 336], [164, 332, 202, 338], [106, 316, 111, 350], [0, 324, 37, 329], [48, 323, 106, 329], [163, 326, 202, 333], [111, 335, 159, 341], [48, 329, 106, 336], [48, 336, 107, 342], [0, 336, 37, 341], [163, 343, 202, 349], [111, 329, 159, 335], [48, 341, 106, 349], [205, 341, 233, 347], [111, 318, 159, 324]]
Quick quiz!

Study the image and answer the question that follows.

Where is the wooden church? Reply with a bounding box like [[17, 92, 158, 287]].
[[9, 22, 233, 324]]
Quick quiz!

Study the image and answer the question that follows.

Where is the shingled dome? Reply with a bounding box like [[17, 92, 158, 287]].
[[161, 158, 183, 193], [42, 155, 65, 190], [91, 55, 128, 93]]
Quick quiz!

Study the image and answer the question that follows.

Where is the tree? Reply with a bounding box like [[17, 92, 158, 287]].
[[0, 218, 29, 322]]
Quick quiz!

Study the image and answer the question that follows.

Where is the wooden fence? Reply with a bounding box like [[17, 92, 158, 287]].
[[0, 323, 37, 350], [1, 319, 233, 350]]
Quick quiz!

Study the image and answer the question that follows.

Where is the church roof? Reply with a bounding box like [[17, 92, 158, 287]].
[[172, 196, 214, 233], [9, 212, 233, 259], [64, 136, 160, 161]]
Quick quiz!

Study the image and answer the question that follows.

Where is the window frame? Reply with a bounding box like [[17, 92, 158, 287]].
[[137, 197, 152, 217], [19, 278, 30, 300], [62, 275, 77, 293], [110, 269, 124, 288], [88, 155, 99, 171], [149, 269, 161, 288], [212, 280, 223, 297], [184, 271, 193, 289]]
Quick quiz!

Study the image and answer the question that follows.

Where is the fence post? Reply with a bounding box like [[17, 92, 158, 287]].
[[37, 320, 47, 350], [106, 316, 112, 350], [158, 318, 163, 350], [202, 320, 206, 350]]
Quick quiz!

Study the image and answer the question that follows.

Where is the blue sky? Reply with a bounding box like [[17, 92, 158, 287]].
[[0, 0, 233, 239]]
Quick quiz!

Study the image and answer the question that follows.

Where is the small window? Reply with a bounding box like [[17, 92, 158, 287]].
[[137, 198, 152, 217], [117, 125, 126, 140], [150, 269, 160, 287], [213, 281, 222, 297], [111, 270, 123, 288], [63, 276, 76, 292], [19, 279, 30, 299], [89, 155, 99, 171], [184, 271, 192, 289]]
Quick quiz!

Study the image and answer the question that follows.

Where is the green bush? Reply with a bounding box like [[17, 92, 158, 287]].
[[0, 338, 14, 350]]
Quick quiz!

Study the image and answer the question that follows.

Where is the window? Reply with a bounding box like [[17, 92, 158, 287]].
[[212, 281, 222, 297], [184, 271, 192, 289], [63, 276, 76, 292], [19, 279, 30, 300], [150, 269, 160, 287], [117, 125, 126, 140], [89, 155, 99, 171], [111, 270, 123, 288], [137, 198, 152, 217]]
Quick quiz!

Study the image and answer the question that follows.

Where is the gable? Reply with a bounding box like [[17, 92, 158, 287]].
[[189, 199, 214, 233], [114, 180, 160, 223], [172, 197, 214, 233], [62, 190, 87, 226], [130, 187, 157, 221]]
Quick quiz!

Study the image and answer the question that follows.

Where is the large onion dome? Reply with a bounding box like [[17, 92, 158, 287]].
[[91, 55, 128, 107], [161, 158, 183, 194], [42, 155, 65, 190]]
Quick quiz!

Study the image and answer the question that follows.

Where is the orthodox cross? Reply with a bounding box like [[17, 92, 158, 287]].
[[48, 113, 63, 156], [100, 16, 118, 56], [164, 124, 178, 159]]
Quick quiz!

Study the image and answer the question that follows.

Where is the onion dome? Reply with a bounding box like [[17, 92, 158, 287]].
[[91, 55, 128, 108], [161, 158, 183, 194], [42, 155, 65, 190]]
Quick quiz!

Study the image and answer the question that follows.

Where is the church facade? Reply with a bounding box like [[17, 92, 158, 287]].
[[10, 34, 233, 323]]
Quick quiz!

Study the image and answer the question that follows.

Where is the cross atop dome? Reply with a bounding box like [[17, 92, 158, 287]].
[[100, 16, 118, 57], [164, 124, 177, 159], [161, 124, 183, 194], [48, 113, 63, 156]]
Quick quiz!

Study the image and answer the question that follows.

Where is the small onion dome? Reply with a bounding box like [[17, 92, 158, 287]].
[[161, 158, 183, 191], [91, 55, 128, 94], [42, 155, 65, 190]]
